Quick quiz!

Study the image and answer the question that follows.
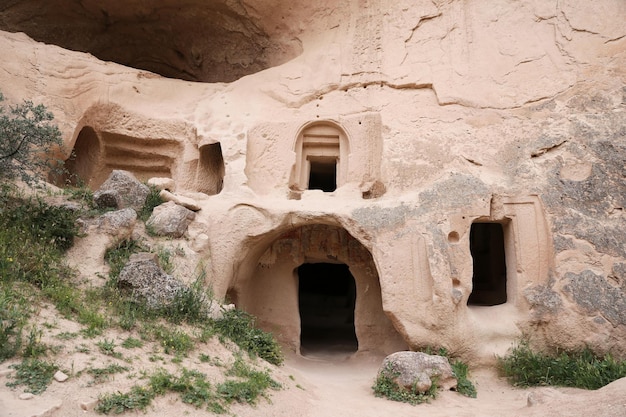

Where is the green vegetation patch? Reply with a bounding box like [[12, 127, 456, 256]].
[[498, 342, 626, 389], [96, 360, 280, 415], [214, 309, 284, 366], [6, 359, 58, 394]]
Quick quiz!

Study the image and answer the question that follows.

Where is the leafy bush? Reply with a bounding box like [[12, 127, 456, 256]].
[[451, 360, 477, 398], [498, 342, 626, 389], [0, 188, 81, 322], [161, 268, 211, 324], [214, 309, 284, 366], [0, 91, 64, 185]]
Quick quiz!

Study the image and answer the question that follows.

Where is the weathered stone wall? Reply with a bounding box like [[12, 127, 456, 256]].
[[0, 0, 624, 361]]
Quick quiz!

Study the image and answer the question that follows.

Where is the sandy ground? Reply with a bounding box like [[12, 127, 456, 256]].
[[3, 344, 626, 417]]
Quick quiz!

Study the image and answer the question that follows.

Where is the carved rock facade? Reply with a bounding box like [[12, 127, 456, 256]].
[[0, 0, 624, 362]]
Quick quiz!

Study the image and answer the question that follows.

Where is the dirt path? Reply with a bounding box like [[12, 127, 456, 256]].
[[3, 348, 626, 417]]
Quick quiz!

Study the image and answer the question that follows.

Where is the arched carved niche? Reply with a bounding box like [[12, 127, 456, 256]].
[[290, 121, 350, 192]]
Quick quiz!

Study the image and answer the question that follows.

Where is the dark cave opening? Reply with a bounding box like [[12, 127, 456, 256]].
[[298, 263, 358, 355], [468, 222, 508, 306], [308, 158, 337, 192]]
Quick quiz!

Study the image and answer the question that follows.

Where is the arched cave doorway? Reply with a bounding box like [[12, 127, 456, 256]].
[[298, 263, 358, 355], [290, 122, 350, 193], [232, 224, 407, 357], [60, 126, 102, 188]]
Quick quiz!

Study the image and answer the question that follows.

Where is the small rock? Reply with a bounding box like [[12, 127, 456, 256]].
[[19, 393, 35, 400], [147, 201, 196, 238], [0, 368, 12, 377], [378, 351, 457, 394], [80, 399, 99, 411], [54, 370, 69, 382]]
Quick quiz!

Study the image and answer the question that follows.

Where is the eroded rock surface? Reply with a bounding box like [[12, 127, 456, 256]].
[[0, 0, 624, 362]]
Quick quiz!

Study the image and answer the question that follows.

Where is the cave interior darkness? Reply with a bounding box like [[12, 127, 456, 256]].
[[297, 263, 358, 356]]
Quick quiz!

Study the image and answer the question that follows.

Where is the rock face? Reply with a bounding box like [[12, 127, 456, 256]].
[[379, 351, 457, 393], [0, 0, 625, 362]]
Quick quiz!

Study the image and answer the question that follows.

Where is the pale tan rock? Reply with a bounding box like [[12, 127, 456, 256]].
[[148, 177, 176, 192], [19, 393, 35, 400], [159, 190, 201, 211], [79, 399, 99, 411], [53, 371, 69, 382]]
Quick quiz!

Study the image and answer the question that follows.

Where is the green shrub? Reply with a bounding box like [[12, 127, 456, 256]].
[[0, 91, 65, 185], [451, 360, 477, 398], [22, 327, 47, 358], [0, 189, 81, 320], [498, 342, 626, 389], [214, 309, 283, 366], [6, 359, 58, 394], [161, 269, 211, 324]]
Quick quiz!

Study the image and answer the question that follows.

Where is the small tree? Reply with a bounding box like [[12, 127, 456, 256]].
[[0, 91, 64, 185]]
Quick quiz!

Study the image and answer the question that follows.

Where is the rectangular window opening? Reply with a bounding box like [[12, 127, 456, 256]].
[[308, 158, 337, 192], [468, 222, 507, 306]]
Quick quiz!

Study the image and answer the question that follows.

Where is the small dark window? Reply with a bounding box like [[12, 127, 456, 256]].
[[308, 158, 337, 192], [468, 223, 507, 306]]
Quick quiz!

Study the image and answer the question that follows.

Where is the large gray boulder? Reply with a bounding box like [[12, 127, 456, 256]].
[[94, 170, 149, 211], [378, 351, 457, 394], [146, 201, 196, 238], [117, 252, 186, 309]]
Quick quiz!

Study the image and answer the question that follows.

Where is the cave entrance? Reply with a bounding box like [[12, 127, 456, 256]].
[[468, 222, 507, 306], [298, 263, 357, 356], [58, 126, 101, 188]]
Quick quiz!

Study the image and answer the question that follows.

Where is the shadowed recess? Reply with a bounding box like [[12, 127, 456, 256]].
[[0, 0, 302, 82]]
